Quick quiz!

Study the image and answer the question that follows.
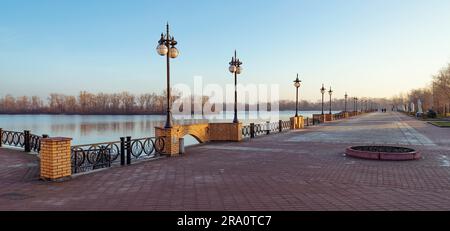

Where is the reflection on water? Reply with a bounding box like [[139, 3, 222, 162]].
[[0, 111, 338, 146]]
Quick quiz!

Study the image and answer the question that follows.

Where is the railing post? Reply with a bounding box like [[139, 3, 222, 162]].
[[73, 150, 78, 174], [126, 136, 131, 165], [120, 137, 125, 166], [24, 130, 31, 152], [40, 137, 72, 181], [266, 121, 270, 135], [250, 123, 255, 138], [279, 120, 282, 132], [0, 128, 3, 147], [306, 118, 309, 126]]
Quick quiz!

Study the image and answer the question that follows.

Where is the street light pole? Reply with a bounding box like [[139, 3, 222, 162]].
[[344, 92, 348, 112], [356, 97, 358, 112], [229, 50, 243, 123], [294, 74, 301, 117], [320, 84, 326, 115], [328, 87, 333, 115], [156, 23, 179, 128]]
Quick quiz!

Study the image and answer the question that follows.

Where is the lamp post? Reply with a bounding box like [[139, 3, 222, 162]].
[[156, 23, 179, 128], [344, 92, 348, 112], [229, 50, 243, 123], [320, 84, 326, 115], [362, 100, 365, 112], [328, 87, 333, 115], [293, 74, 301, 117], [356, 97, 359, 112]]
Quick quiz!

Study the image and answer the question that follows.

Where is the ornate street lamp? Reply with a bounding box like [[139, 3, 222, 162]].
[[293, 74, 301, 117], [328, 87, 333, 114], [229, 50, 243, 123], [157, 23, 179, 128], [344, 92, 348, 112], [320, 84, 326, 115]]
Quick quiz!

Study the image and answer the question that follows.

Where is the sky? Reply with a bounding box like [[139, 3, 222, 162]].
[[1, 0, 450, 102]]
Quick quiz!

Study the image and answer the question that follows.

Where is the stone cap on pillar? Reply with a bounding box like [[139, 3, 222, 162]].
[[41, 137, 72, 142], [208, 122, 242, 125]]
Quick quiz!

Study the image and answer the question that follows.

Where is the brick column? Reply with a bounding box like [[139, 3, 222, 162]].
[[209, 122, 242, 142], [155, 126, 180, 157], [324, 114, 333, 122], [344, 112, 349, 118], [40, 137, 72, 181], [290, 116, 304, 129]]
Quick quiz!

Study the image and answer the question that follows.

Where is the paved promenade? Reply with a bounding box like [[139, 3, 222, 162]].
[[1, 112, 449, 210]]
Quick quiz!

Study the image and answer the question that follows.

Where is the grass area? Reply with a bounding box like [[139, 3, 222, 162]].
[[429, 121, 450, 127]]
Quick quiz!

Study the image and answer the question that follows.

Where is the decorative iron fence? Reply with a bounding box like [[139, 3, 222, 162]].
[[29, 134, 43, 152], [242, 125, 251, 138], [71, 136, 165, 174], [312, 114, 322, 125], [0, 130, 25, 148], [280, 120, 291, 131], [0, 128, 45, 153], [304, 117, 313, 126], [242, 120, 291, 139], [333, 112, 345, 120], [254, 123, 266, 136], [130, 137, 165, 161]]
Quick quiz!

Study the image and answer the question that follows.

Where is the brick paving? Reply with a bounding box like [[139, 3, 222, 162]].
[[0, 112, 449, 210]]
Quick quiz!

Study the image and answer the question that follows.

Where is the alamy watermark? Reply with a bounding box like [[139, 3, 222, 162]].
[[172, 76, 280, 121]]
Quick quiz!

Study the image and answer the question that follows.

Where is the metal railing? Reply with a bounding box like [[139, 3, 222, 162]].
[[242, 120, 291, 139], [241, 114, 338, 138], [333, 112, 345, 120], [71, 136, 165, 174], [0, 128, 46, 153], [312, 115, 322, 125], [304, 117, 313, 126]]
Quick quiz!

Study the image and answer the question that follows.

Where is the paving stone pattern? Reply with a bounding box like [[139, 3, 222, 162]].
[[0, 112, 449, 210]]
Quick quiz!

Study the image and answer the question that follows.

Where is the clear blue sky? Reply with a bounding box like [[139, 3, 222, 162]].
[[1, 0, 450, 101]]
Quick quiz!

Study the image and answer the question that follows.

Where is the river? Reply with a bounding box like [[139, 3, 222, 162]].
[[0, 111, 340, 146]]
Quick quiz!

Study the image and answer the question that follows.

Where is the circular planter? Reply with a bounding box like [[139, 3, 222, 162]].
[[345, 146, 420, 161]]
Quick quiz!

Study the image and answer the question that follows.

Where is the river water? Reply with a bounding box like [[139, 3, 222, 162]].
[[0, 111, 339, 146]]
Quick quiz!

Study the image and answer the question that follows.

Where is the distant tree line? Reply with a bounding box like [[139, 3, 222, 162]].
[[393, 63, 450, 115], [0, 89, 385, 115], [0, 91, 170, 115]]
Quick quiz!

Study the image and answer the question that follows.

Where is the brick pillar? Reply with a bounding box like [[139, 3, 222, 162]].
[[344, 112, 349, 118], [290, 116, 304, 129], [40, 137, 72, 181], [324, 114, 333, 122], [155, 126, 180, 157], [209, 122, 242, 142], [290, 117, 295, 129]]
